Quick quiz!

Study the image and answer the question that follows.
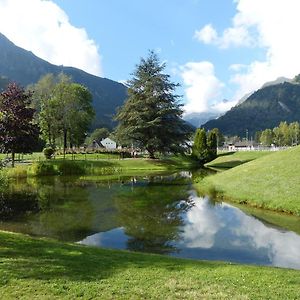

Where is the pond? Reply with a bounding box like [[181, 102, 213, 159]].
[[1, 171, 300, 270]]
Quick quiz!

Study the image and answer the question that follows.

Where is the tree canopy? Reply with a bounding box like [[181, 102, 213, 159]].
[[114, 51, 192, 158], [0, 83, 39, 166], [31, 74, 95, 151]]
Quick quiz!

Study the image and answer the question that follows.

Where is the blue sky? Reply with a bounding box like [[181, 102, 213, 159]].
[[0, 0, 300, 115]]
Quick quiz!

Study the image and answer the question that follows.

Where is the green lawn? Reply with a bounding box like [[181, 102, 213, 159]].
[[196, 146, 300, 215], [206, 151, 272, 169], [2, 155, 197, 178], [0, 231, 299, 299]]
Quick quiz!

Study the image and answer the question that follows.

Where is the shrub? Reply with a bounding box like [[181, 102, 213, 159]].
[[30, 162, 59, 176], [43, 147, 55, 159], [56, 161, 86, 176]]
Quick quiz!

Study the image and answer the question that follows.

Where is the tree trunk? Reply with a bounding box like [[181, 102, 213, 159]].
[[48, 123, 51, 146], [147, 147, 155, 159], [63, 129, 67, 159], [11, 150, 15, 168]]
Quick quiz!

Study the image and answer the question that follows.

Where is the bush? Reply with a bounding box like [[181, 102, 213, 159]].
[[56, 161, 86, 176], [30, 162, 59, 176], [43, 147, 55, 159]]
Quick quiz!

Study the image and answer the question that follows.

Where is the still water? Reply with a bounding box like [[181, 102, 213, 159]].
[[1, 172, 300, 270]]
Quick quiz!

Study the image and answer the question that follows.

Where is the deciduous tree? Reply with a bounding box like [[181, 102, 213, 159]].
[[0, 83, 39, 167]]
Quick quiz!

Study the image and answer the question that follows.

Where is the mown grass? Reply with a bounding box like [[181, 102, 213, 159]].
[[0, 231, 299, 299], [206, 151, 272, 169], [2, 155, 197, 178], [196, 146, 300, 215]]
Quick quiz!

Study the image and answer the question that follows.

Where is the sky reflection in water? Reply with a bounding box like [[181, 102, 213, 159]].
[[80, 189, 300, 270], [1, 174, 300, 270]]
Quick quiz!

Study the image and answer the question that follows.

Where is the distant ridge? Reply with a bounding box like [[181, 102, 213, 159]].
[[0, 33, 127, 129], [203, 81, 300, 137]]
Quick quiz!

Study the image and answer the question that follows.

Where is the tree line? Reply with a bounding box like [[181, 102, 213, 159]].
[[0, 52, 201, 165], [256, 121, 300, 146], [0, 74, 95, 165]]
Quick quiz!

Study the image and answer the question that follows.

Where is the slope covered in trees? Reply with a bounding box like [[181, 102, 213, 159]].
[[0, 33, 127, 129], [204, 82, 300, 137]]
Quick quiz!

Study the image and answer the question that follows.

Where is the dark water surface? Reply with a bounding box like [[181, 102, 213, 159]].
[[1, 172, 300, 270]]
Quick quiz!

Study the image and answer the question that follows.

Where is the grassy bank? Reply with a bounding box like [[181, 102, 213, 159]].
[[206, 151, 272, 169], [0, 231, 299, 299], [196, 146, 300, 215], [2, 156, 196, 178]]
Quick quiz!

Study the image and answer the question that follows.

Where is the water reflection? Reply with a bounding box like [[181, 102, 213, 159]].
[[177, 193, 300, 269], [113, 176, 193, 254], [0, 173, 300, 269], [232, 210, 300, 269]]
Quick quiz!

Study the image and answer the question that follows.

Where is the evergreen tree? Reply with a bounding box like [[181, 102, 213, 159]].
[[114, 51, 192, 158], [207, 130, 218, 161], [192, 128, 208, 164], [0, 83, 39, 167]]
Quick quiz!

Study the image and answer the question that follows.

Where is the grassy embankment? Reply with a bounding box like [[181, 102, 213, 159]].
[[196, 147, 300, 215], [0, 231, 299, 299], [206, 151, 272, 169], [1, 155, 197, 179]]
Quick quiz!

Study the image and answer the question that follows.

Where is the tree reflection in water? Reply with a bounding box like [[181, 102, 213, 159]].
[[114, 174, 194, 255]]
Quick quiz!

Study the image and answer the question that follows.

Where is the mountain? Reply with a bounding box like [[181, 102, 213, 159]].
[[235, 77, 292, 107], [261, 76, 292, 88], [203, 82, 300, 137], [0, 75, 9, 92], [0, 33, 127, 129], [183, 111, 219, 128]]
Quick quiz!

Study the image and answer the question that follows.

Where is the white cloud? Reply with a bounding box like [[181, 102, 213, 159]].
[[211, 99, 238, 113], [194, 24, 253, 49], [0, 0, 102, 76], [233, 211, 300, 269], [196, 0, 300, 100], [180, 61, 224, 114], [229, 63, 247, 72], [194, 24, 218, 45], [182, 196, 224, 249]]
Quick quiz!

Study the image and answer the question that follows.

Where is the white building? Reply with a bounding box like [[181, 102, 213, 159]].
[[100, 137, 117, 150]]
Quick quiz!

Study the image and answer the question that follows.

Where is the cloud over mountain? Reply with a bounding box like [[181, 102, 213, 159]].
[[0, 0, 102, 76], [195, 0, 300, 100]]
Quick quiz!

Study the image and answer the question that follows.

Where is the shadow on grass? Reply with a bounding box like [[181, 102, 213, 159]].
[[149, 156, 198, 170], [216, 152, 235, 158], [207, 159, 252, 169], [0, 231, 218, 284]]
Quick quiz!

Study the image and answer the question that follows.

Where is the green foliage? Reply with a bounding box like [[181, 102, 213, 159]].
[[32, 74, 95, 150], [29, 162, 59, 176], [207, 130, 218, 161], [260, 128, 274, 146], [258, 121, 300, 146], [0, 83, 39, 167], [43, 147, 55, 159], [192, 128, 208, 163], [85, 127, 110, 145], [114, 51, 192, 158], [56, 160, 86, 176], [192, 128, 218, 164]]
